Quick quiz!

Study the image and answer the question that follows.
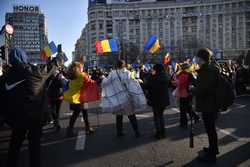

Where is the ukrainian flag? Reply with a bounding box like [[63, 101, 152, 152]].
[[144, 35, 160, 54]]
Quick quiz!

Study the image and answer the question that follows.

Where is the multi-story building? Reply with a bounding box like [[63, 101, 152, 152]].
[[79, 0, 250, 66], [74, 25, 90, 65], [5, 5, 48, 64]]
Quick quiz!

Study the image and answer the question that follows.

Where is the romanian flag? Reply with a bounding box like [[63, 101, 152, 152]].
[[163, 53, 170, 64], [95, 39, 118, 54], [144, 35, 160, 54], [40, 41, 58, 60]]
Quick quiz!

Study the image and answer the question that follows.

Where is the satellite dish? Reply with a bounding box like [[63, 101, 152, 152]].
[[5, 24, 14, 35]]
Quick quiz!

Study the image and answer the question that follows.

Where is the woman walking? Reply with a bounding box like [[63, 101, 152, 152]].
[[64, 62, 94, 136], [174, 63, 200, 128], [101, 60, 146, 138], [146, 64, 170, 139]]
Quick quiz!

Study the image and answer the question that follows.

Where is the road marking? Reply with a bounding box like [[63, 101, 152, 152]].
[[234, 103, 247, 109], [169, 106, 250, 142], [64, 112, 73, 116], [171, 108, 180, 113], [217, 128, 250, 142], [75, 131, 86, 150], [136, 114, 151, 118], [236, 95, 250, 98], [20, 137, 77, 151]]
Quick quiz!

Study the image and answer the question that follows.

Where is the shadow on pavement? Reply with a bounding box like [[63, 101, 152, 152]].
[[182, 142, 250, 167]]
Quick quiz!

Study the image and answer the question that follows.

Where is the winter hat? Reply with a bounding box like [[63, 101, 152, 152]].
[[9, 48, 28, 66], [196, 48, 213, 62], [153, 64, 165, 74]]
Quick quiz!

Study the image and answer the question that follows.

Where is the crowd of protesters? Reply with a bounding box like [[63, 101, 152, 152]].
[[0, 47, 250, 166]]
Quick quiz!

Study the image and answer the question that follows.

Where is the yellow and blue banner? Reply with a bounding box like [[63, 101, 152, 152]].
[[144, 35, 160, 54]]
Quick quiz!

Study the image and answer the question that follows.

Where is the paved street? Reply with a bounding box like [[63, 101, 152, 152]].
[[1, 96, 250, 167]]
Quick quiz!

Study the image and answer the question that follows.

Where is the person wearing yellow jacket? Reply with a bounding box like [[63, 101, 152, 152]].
[[64, 62, 94, 136]]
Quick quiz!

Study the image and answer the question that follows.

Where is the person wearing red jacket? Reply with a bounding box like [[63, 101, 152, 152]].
[[175, 63, 199, 128]]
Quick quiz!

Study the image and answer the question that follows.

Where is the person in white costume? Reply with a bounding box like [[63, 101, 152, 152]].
[[101, 60, 147, 137]]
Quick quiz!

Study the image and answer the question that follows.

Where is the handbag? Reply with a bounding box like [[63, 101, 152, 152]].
[[80, 75, 100, 103]]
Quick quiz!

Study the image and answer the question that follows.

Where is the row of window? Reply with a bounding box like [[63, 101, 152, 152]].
[[89, 2, 246, 19]]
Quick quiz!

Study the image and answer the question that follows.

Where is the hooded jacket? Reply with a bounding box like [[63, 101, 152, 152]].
[[2, 48, 62, 127]]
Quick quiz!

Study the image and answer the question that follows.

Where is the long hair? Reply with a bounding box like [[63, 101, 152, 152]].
[[67, 61, 83, 79]]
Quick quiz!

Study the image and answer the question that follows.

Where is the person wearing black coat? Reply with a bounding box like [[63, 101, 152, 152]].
[[48, 71, 65, 131], [1, 48, 63, 167], [145, 64, 170, 139], [192, 48, 220, 163]]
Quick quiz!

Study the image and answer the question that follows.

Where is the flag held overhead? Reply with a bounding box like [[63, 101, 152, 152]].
[[101, 40, 111, 53], [149, 39, 160, 54], [144, 35, 157, 50], [49, 41, 57, 54], [95, 39, 118, 54], [44, 46, 52, 57], [63, 53, 68, 62], [163, 53, 170, 64], [109, 39, 118, 52], [95, 40, 103, 54]]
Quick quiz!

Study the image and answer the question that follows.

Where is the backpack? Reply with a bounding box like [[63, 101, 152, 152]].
[[215, 73, 235, 111]]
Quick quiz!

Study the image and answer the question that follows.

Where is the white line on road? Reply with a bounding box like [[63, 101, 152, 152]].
[[136, 114, 152, 118], [20, 137, 77, 151], [217, 128, 250, 142], [235, 95, 250, 98], [75, 131, 86, 151], [171, 108, 180, 113], [64, 112, 73, 116], [170, 107, 250, 142]]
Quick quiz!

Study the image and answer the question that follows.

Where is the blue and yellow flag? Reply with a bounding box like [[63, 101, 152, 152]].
[[144, 35, 160, 54]]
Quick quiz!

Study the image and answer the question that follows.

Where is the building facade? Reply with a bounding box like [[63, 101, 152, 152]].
[[79, 0, 250, 66], [5, 5, 48, 64], [74, 25, 90, 65]]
